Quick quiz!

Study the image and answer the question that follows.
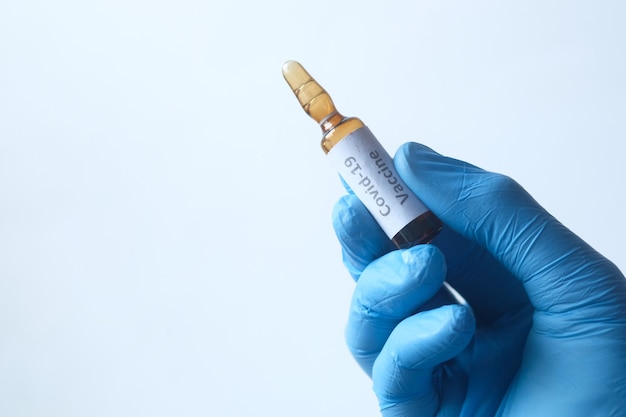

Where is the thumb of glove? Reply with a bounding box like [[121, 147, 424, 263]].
[[394, 142, 626, 317]]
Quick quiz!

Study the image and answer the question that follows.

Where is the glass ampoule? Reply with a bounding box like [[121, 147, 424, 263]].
[[282, 61, 442, 248]]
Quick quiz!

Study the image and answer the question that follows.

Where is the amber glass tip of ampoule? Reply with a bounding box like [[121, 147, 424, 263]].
[[282, 60, 313, 91]]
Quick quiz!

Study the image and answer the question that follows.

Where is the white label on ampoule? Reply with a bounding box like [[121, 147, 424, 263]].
[[327, 126, 429, 238]]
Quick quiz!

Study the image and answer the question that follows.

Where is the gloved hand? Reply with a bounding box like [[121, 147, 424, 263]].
[[332, 142, 626, 417]]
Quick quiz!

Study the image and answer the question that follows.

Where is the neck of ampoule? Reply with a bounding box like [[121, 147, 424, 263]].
[[319, 112, 365, 154], [319, 111, 345, 134]]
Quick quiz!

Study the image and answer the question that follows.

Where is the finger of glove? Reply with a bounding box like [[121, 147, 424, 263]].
[[372, 304, 475, 417], [394, 142, 624, 315], [346, 244, 447, 376], [332, 194, 396, 281]]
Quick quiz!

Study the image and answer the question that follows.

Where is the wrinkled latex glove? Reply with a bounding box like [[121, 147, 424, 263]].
[[332, 142, 626, 417]]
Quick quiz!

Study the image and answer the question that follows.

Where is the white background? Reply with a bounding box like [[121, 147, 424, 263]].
[[1, 1, 625, 416]]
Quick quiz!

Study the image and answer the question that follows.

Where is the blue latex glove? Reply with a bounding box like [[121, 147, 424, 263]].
[[332, 142, 626, 417]]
